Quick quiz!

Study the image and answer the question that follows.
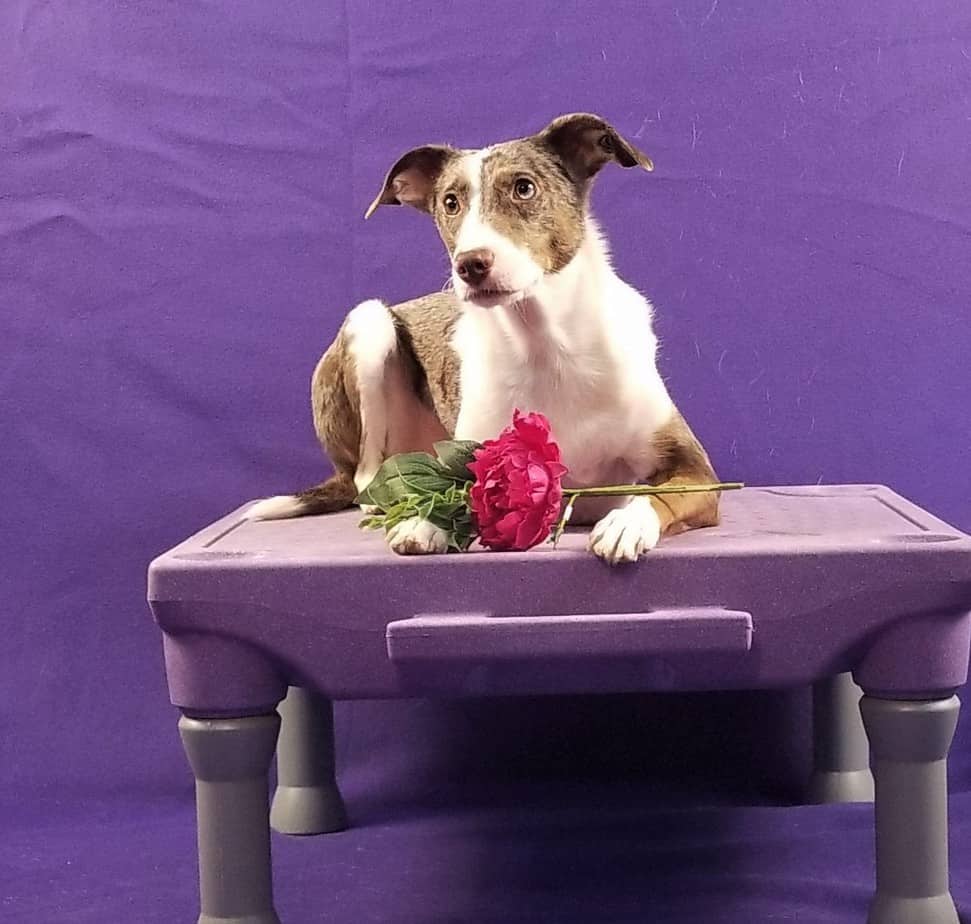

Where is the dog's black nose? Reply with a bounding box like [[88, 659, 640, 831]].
[[455, 248, 495, 286]]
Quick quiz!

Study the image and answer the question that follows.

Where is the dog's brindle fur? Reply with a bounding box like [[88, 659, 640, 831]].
[[257, 113, 720, 561]]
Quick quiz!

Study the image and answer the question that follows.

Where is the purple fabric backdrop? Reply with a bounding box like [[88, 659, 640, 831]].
[[2, 1, 970, 921]]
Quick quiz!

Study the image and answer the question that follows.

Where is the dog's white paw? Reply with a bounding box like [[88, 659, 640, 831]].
[[387, 517, 449, 555], [588, 500, 661, 565]]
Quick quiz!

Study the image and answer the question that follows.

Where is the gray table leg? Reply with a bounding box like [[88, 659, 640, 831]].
[[180, 713, 282, 924], [808, 672, 874, 803], [270, 687, 348, 835], [861, 695, 960, 924]]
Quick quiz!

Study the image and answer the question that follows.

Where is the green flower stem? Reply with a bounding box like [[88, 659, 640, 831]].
[[562, 481, 744, 498], [550, 481, 744, 545], [550, 493, 577, 548]]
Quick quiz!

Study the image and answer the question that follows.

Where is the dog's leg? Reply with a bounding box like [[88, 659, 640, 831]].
[[589, 411, 720, 565], [247, 300, 396, 522], [346, 301, 451, 552], [344, 300, 398, 497], [386, 517, 450, 554], [588, 497, 663, 564]]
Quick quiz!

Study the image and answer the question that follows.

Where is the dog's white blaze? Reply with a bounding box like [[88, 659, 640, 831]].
[[460, 148, 487, 220], [451, 149, 543, 299], [453, 149, 495, 256]]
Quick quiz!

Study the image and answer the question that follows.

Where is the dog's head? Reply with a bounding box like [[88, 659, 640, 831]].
[[365, 113, 653, 308]]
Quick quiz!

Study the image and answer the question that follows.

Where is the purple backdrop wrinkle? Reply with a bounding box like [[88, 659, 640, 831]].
[[1, 1, 969, 921]]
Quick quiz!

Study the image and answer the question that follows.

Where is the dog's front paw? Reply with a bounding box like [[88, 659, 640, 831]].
[[588, 500, 661, 565], [387, 517, 449, 555]]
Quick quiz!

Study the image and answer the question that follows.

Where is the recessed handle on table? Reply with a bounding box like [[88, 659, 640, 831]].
[[386, 609, 752, 662]]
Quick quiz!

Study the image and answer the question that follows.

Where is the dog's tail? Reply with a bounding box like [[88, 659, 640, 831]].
[[244, 471, 357, 521]]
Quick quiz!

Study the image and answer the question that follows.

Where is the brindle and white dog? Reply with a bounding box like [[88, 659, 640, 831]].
[[248, 113, 720, 563]]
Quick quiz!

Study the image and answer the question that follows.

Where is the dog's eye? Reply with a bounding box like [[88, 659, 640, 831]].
[[513, 178, 536, 201], [443, 193, 461, 215]]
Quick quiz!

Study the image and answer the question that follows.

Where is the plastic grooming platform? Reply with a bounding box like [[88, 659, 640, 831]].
[[148, 485, 971, 924]]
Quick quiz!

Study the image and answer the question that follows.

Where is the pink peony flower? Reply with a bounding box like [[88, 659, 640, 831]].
[[467, 410, 568, 551]]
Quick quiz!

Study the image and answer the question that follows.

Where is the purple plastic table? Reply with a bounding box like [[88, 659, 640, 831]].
[[148, 485, 971, 924]]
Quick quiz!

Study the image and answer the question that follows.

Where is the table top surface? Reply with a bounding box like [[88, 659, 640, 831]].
[[149, 486, 971, 706], [156, 485, 971, 569]]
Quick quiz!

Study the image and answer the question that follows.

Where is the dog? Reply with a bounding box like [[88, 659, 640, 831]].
[[247, 113, 720, 564]]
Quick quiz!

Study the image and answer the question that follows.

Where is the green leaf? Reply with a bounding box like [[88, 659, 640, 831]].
[[448, 516, 476, 551], [433, 440, 480, 481], [356, 466, 477, 553], [355, 452, 460, 508]]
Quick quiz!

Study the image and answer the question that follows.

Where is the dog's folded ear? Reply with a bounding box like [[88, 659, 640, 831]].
[[539, 113, 654, 182], [365, 145, 458, 219]]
